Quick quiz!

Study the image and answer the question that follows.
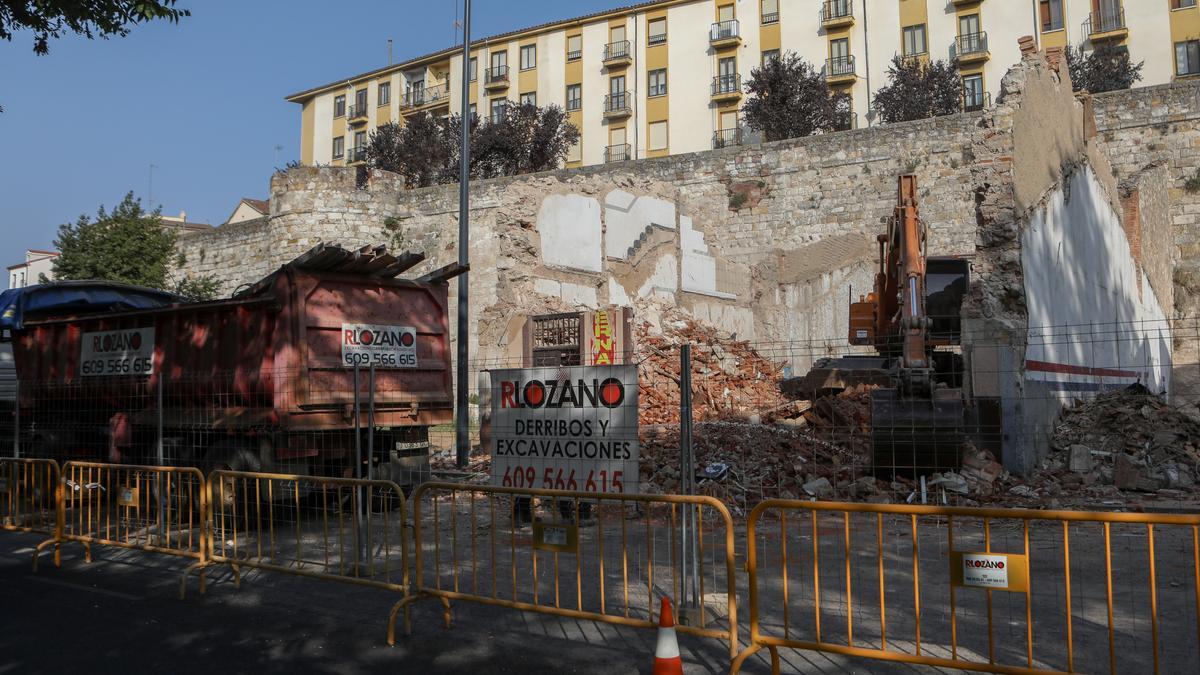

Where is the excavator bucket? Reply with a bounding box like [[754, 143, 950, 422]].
[[870, 387, 966, 477]]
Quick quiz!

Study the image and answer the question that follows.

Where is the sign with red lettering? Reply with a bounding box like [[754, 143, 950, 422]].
[[341, 323, 418, 368], [80, 328, 155, 376], [951, 551, 1028, 592], [490, 364, 639, 494]]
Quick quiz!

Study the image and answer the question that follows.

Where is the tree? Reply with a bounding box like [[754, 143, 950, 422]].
[[366, 103, 579, 187], [872, 56, 963, 124], [742, 51, 849, 142], [0, 0, 188, 54], [51, 192, 218, 301], [1065, 43, 1144, 94]]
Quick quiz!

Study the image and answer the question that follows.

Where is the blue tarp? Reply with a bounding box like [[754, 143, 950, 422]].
[[0, 282, 179, 331]]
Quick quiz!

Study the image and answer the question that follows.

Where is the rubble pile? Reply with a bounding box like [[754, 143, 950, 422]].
[[639, 386, 878, 510], [635, 317, 789, 425]]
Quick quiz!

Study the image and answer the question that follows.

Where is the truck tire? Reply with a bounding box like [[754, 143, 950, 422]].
[[205, 444, 262, 511]]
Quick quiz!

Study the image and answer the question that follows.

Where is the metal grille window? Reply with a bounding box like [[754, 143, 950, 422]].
[[761, 0, 778, 24], [566, 84, 582, 111], [962, 74, 984, 110], [648, 18, 667, 45], [1177, 40, 1200, 77], [520, 44, 537, 71], [378, 82, 390, 106], [902, 24, 927, 56], [648, 68, 667, 97], [566, 35, 582, 61], [334, 95, 346, 118], [531, 313, 582, 366]]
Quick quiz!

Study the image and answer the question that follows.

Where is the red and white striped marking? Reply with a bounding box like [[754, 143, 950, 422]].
[[653, 595, 683, 675]]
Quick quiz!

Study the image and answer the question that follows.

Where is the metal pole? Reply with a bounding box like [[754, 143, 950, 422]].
[[353, 365, 365, 567], [156, 375, 165, 545], [455, 0, 473, 470], [368, 364, 375, 484], [12, 379, 19, 459], [679, 344, 695, 614]]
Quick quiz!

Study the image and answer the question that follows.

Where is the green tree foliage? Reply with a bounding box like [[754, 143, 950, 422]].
[[742, 51, 849, 142], [1065, 43, 1144, 94], [51, 192, 218, 301], [0, 0, 188, 54], [872, 56, 963, 124], [366, 103, 580, 188]]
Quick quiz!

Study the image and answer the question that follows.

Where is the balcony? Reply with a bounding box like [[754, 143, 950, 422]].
[[821, 1, 854, 29], [603, 91, 633, 119], [484, 65, 510, 90], [347, 104, 369, 125], [824, 55, 856, 85], [711, 73, 742, 102], [1085, 9, 1127, 41], [962, 90, 992, 113], [710, 20, 741, 48], [347, 147, 369, 164], [401, 83, 450, 113], [605, 144, 631, 163], [603, 40, 632, 68], [713, 128, 743, 150], [953, 32, 990, 63], [761, 11, 779, 25]]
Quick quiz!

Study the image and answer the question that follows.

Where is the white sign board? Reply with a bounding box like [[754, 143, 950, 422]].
[[490, 364, 639, 495], [961, 553, 1010, 589], [80, 328, 155, 376], [341, 323, 418, 368]]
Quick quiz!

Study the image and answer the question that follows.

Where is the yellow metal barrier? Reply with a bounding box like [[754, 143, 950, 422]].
[[732, 499, 1200, 675], [392, 482, 739, 660], [1, 458, 61, 542], [34, 461, 207, 573], [187, 470, 410, 631]]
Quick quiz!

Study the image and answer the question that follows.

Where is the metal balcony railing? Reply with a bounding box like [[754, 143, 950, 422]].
[[1085, 9, 1126, 36], [603, 40, 631, 62], [822, 0, 853, 22], [710, 19, 740, 42], [712, 128, 743, 149], [567, 48, 582, 61], [955, 31, 989, 57], [603, 91, 633, 115], [711, 73, 741, 96], [604, 144, 631, 163], [963, 90, 992, 113], [762, 11, 779, 25], [824, 55, 856, 79], [484, 65, 509, 85], [347, 104, 368, 120], [347, 147, 368, 163], [402, 83, 450, 109]]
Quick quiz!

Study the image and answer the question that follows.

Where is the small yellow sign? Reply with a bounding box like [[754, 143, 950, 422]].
[[951, 551, 1028, 593], [533, 522, 579, 554], [117, 486, 140, 508]]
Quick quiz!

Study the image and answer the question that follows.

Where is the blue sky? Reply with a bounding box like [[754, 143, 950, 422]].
[[0, 0, 616, 258]]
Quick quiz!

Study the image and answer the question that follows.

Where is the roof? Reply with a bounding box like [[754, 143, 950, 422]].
[[242, 198, 269, 215], [285, 0, 680, 103], [163, 221, 215, 234]]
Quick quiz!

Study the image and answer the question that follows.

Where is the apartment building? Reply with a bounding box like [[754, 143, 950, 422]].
[[287, 0, 1198, 169]]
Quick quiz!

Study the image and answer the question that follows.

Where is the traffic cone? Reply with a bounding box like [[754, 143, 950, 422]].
[[653, 595, 684, 675]]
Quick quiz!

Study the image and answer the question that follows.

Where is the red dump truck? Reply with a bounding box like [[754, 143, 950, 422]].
[[7, 244, 457, 488]]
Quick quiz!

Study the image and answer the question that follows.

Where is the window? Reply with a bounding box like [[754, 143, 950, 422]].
[[902, 24, 927, 56], [959, 14, 980, 38], [567, 35, 582, 61], [648, 18, 667, 45], [610, 25, 626, 44], [491, 51, 507, 69], [354, 131, 366, 149], [1177, 40, 1200, 76], [1039, 0, 1064, 31], [830, 38, 849, 60], [355, 89, 368, 110], [469, 57, 478, 81], [520, 44, 537, 70], [378, 82, 390, 106], [648, 68, 667, 97], [567, 140, 582, 163], [1174, 0, 1198, 8], [520, 92, 537, 107], [566, 83, 582, 111], [718, 4, 734, 22], [490, 98, 507, 123], [469, 103, 477, 119], [648, 121, 668, 151], [610, 75, 626, 95], [963, 74, 984, 110], [333, 136, 344, 159], [762, 49, 780, 66], [761, 0, 778, 24], [334, 95, 346, 118]]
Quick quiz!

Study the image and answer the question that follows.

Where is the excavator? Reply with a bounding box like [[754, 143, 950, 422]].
[[785, 175, 970, 476]]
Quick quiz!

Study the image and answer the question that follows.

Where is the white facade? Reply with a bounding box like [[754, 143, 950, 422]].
[[7, 250, 59, 289]]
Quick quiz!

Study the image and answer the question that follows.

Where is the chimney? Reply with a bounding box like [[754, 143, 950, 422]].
[[179, 210, 187, 222]]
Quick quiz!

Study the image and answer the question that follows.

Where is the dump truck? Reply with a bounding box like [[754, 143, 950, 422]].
[[4, 244, 458, 489], [785, 175, 971, 476]]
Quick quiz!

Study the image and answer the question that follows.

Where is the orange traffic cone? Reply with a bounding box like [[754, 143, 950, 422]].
[[653, 596, 684, 675]]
